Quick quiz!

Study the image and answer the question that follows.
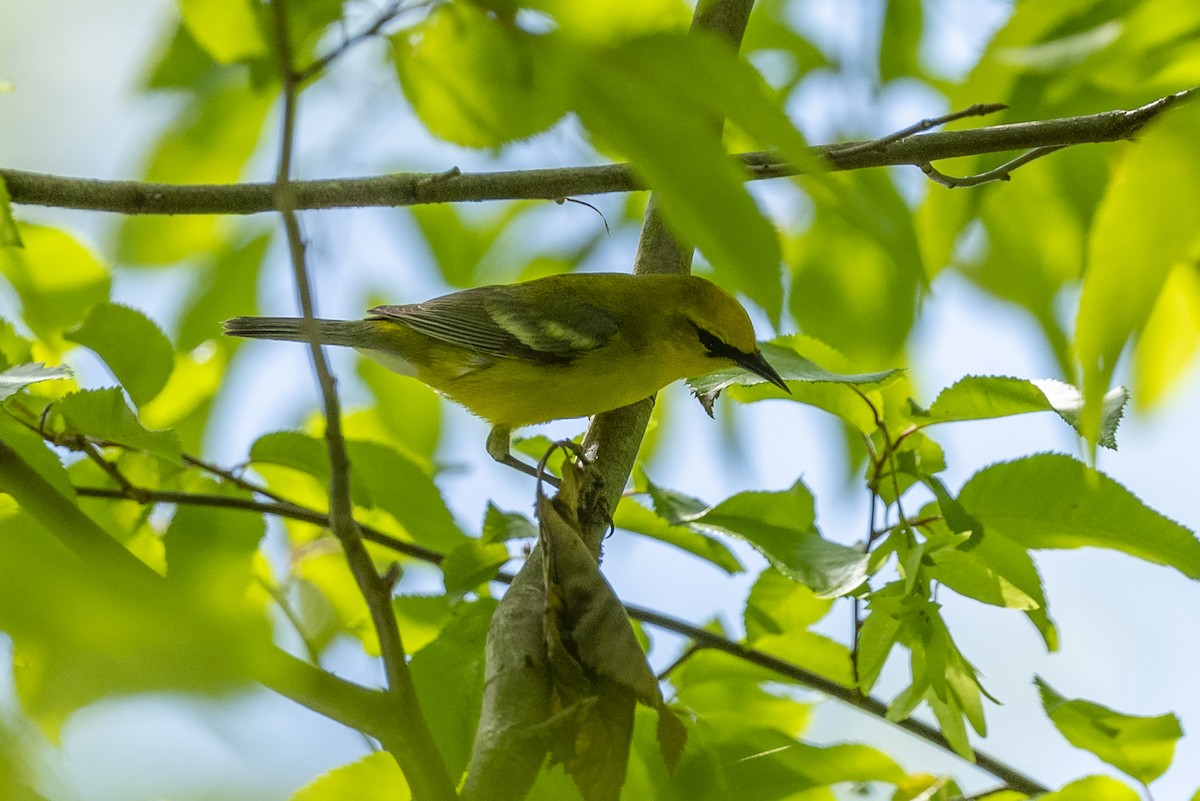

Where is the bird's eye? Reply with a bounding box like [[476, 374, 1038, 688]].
[[695, 327, 733, 358]]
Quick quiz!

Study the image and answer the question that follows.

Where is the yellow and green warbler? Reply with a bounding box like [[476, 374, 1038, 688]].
[[224, 272, 787, 469]]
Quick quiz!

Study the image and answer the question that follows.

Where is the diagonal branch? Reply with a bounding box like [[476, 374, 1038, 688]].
[[266, 2, 455, 798], [3, 87, 1195, 216]]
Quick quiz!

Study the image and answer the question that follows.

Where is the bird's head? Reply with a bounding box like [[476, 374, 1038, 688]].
[[675, 277, 789, 393]]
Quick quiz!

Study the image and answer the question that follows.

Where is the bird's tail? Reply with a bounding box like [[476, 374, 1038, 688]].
[[222, 317, 375, 348]]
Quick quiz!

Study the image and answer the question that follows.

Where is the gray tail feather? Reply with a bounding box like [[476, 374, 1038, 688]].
[[222, 317, 371, 348]]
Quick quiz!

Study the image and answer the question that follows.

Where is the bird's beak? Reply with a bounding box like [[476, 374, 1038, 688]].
[[738, 350, 790, 394]]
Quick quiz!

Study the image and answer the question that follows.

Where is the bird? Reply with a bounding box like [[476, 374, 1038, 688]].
[[223, 272, 788, 474]]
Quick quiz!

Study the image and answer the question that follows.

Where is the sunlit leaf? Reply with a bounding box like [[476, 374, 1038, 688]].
[[0, 413, 73, 501], [1036, 775, 1140, 801], [65, 303, 174, 406], [392, 594, 454, 656], [1077, 102, 1200, 444], [0, 362, 71, 401], [0, 223, 111, 342], [1036, 677, 1182, 784], [690, 337, 901, 427], [289, 751, 410, 801], [613, 498, 743, 575], [1133, 262, 1200, 408], [177, 232, 271, 350], [574, 32, 812, 321], [688, 479, 867, 598], [910, 375, 1127, 449], [960, 454, 1200, 578], [481, 502, 537, 545], [55, 388, 181, 462], [743, 567, 833, 642], [392, 5, 569, 147], [178, 0, 268, 64]]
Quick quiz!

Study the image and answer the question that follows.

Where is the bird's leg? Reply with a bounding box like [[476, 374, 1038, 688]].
[[486, 425, 558, 485]]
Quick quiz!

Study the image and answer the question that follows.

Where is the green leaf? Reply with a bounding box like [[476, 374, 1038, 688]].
[[959, 454, 1200, 579], [441, 539, 510, 594], [162, 479, 265, 610], [251, 433, 468, 551], [177, 232, 271, 350], [177, 0, 268, 64], [912, 375, 1127, 450], [64, 303, 174, 406], [0, 412, 74, 503], [391, 5, 569, 147], [1036, 775, 1140, 801], [0, 223, 111, 342], [613, 498, 743, 575], [689, 337, 902, 426], [116, 87, 272, 266], [688, 479, 867, 597], [357, 356, 443, 465], [0, 177, 21, 247], [1077, 102, 1200, 444], [289, 751, 409, 801], [392, 594, 454, 656], [743, 567, 833, 642], [0, 362, 71, 401], [574, 32, 810, 321], [410, 599, 494, 779], [481, 502, 538, 545], [879, 0, 924, 81], [1133, 262, 1200, 408], [56, 388, 181, 462], [1036, 677, 1183, 784]]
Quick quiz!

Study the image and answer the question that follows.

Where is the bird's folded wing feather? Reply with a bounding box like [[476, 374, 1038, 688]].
[[369, 285, 619, 364]]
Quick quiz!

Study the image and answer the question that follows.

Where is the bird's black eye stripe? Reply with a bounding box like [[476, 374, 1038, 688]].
[[694, 325, 745, 361]]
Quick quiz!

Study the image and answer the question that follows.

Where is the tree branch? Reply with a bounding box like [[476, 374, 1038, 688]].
[[72, 480, 1047, 795], [4, 87, 1194, 216], [266, 2, 454, 798]]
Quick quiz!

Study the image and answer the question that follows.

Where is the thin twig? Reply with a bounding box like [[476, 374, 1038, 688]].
[[6, 88, 1196, 215], [267, 1, 454, 797], [296, 0, 409, 83], [920, 145, 1067, 188], [830, 102, 1008, 159]]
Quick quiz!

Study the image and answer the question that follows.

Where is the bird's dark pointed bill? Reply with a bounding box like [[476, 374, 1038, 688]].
[[738, 350, 790, 393]]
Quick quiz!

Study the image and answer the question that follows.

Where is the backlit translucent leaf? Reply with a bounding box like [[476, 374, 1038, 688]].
[[1133, 262, 1200, 407], [392, 5, 569, 147], [574, 32, 812, 322], [531, 0, 689, 42], [178, 0, 268, 64], [251, 433, 467, 550], [1077, 102, 1200, 443], [960, 454, 1200, 578], [613, 498, 743, 575], [0, 223, 111, 342], [743, 567, 832, 642], [688, 479, 867, 598], [391, 594, 454, 656], [56, 388, 181, 462], [1037, 775, 1140, 801], [0, 362, 70, 401], [481, 502, 537, 545], [65, 303, 174, 406], [289, 751, 410, 801], [1036, 677, 1182, 784], [911, 375, 1127, 449]]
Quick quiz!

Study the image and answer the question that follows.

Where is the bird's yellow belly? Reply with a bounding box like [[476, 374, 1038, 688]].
[[437, 351, 679, 428]]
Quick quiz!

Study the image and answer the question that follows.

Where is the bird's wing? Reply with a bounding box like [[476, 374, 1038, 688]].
[[369, 284, 619, 364]]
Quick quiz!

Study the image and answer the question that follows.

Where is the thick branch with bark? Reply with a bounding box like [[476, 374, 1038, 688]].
[[3, 88, 1193, 216]]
